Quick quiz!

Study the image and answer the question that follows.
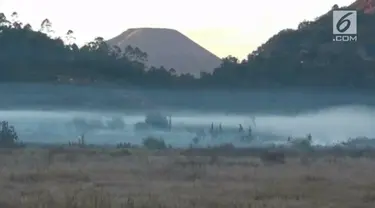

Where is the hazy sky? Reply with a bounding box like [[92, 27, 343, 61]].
[[0, 0, 354, 59]]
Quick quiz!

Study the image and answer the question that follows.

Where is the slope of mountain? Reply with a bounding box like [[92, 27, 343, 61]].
[[106, 28, 222, 76], [350, 0, 375, 13], [251, 0, 375, 61]]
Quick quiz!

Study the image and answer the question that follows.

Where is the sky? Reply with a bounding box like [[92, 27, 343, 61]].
[[0, 0, 355, 59]]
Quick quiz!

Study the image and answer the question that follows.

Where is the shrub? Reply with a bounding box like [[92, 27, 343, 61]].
[[145, 112, 169, 129], [116, 142, 134, 148], [142, 137, 167, 150], [0, 121, 21, 148], [109, 149, 132, 157], [260, 150, 285, 164], [68, 133, 86, 148]]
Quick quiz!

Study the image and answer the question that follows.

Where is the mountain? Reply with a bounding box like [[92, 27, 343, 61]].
[[106, 28, 222, 76], [2, 0, 375, 88], [252, 0, 375, 60], [199, 0, 375, 88]]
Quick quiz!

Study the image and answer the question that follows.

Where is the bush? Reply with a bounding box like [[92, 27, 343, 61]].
[[68, 133, 86, 148], [109, 149, 132, 157], [145, 112, 169, 129], [142, 137, 167, 150], [260, 150, 285, 164], [0, 121, 20, 148], [116, 142, 134, 148]]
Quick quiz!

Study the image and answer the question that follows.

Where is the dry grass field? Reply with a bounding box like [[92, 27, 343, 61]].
[[0, 146, 374, 208]]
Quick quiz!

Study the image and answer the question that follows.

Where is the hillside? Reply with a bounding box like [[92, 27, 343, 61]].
[[2, 1, 375, 89], [253, 3, 375, 59], [350, 0, 375, 13], [220, 0, 375, 88], [106, 28, 221, 76]]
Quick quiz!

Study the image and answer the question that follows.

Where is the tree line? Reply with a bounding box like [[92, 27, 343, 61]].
[[1, 8, 375, 89]]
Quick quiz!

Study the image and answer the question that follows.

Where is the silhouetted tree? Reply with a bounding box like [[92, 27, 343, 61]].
[[40, 18, 53, 36], [0, 9, 374, 89]]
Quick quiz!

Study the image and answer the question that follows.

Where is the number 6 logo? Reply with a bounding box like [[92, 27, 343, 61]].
[[336, 12, 353, 33]]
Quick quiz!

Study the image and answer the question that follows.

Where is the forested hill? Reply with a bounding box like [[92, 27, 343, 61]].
[[0, 3, 375, 89]]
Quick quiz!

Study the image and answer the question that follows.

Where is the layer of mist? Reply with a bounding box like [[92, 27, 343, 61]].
[[1, 105, 373, 147], [0, 83, 374, 147]]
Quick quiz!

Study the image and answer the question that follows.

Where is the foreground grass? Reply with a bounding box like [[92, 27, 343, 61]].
[[0, 146, 374, 207]]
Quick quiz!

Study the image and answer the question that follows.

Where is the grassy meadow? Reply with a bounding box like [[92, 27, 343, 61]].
[[0, 144, 374, 208]]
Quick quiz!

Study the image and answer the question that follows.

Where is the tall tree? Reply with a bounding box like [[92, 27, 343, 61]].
[[0, 13, 10, 28], [10, 12, 22, 29], [40, 18, 53, 36]]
